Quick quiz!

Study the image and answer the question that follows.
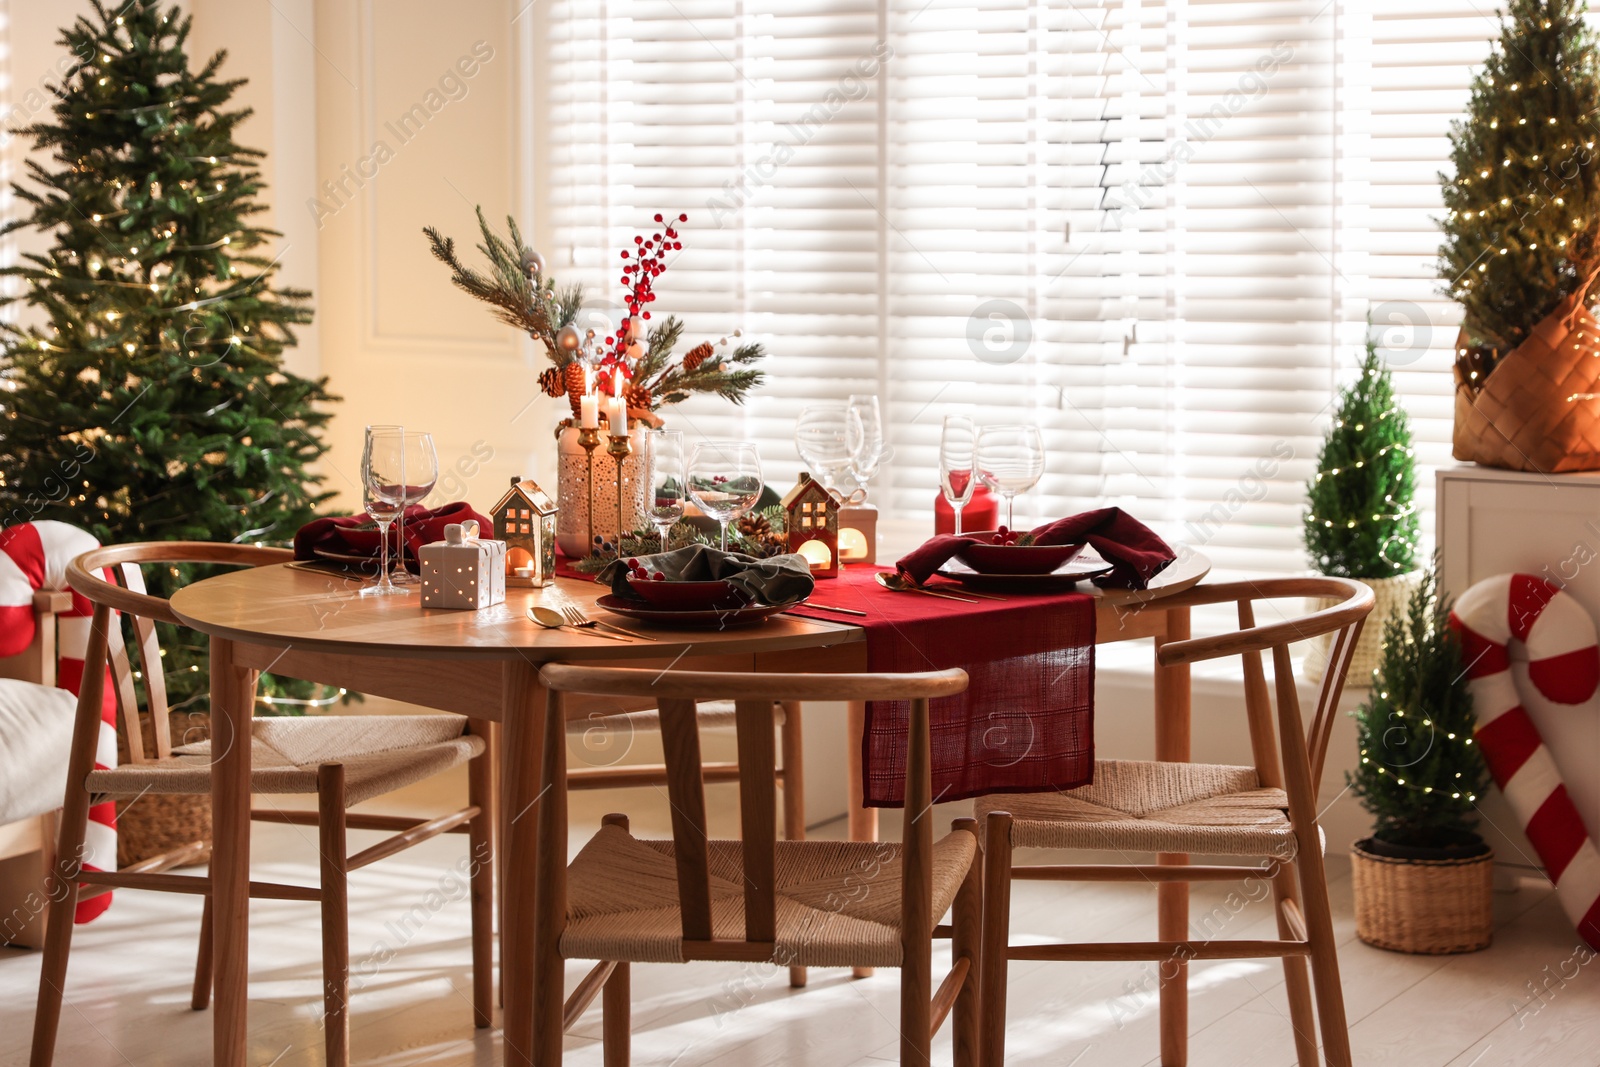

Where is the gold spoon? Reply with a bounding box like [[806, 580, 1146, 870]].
[[874, 570, 982, 603], [528, 605, 635, 641]]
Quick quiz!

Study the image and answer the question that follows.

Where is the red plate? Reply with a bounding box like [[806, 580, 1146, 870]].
[[956, 536, 1086, 575], [597, 593, 801, 628], [623, 576, 753, 611]]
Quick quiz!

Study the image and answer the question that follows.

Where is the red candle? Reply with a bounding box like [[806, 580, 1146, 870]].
[[934, 485, 999, 535]]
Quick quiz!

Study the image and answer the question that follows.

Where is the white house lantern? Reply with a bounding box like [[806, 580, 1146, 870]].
[[420, 520, 507, 610], [838, 503, 878, 565], [492, 476, 559, 587]]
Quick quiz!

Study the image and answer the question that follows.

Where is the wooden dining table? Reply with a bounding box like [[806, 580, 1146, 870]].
[[168, 545, 1208, 1067]]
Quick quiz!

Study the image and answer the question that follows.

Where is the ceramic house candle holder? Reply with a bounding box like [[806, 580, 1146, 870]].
[[420, 520, 507, 609], [492, 476, 559, 587]]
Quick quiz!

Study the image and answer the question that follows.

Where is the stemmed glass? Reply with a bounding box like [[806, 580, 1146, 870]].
[[360, 429, 408, 596], [383, 430, 439, 585], [646, 429, 686, 553], [846, 394, 889, 500], [939, 415, 978, 536], [977, 424, 1045, 532], [794, 403, 859, 495], [688, 440, 763, 552]]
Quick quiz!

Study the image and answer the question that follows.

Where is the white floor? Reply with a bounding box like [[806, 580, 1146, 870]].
[[3, 765, 1598, 1067]]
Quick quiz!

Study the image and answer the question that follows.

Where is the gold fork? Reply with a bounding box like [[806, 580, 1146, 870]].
[[560, 603, 651, 640]]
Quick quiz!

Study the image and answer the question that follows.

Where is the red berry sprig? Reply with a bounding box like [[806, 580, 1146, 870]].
[[610, 211, 688, 367], [991, 526, 1019, 546]]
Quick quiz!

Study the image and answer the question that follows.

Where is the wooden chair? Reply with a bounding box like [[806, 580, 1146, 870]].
[[533, 664, 981, 1066], [979, 577, 1373, 1067], [0, 588, 77, 949], [30, 542, 497, 1067]]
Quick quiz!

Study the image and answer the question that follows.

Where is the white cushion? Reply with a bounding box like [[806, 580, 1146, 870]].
[[0, 678, 77, 825]]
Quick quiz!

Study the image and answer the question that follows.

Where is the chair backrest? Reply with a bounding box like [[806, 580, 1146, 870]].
[[537, 664, 968, 957], [1146, 576, 1373, 834], [66, 542, 292, 761]]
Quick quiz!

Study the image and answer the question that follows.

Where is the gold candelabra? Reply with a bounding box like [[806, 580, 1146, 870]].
[[577, 426, 602, 557], [606, 432, 634, 558]]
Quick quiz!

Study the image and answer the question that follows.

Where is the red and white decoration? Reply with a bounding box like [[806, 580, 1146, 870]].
[[1450, 573, 1600, 949], [0, 520, 117, 923]]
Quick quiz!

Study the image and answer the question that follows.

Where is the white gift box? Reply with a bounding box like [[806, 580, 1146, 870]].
[[420, 520, 507, 610]]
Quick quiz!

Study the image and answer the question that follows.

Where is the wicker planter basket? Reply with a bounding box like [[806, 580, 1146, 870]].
[[115, 710, 212, 868], [1452, 271, 1600, 473], [1302, 571, 1419, 687], [1351, 837, 1494, 954]]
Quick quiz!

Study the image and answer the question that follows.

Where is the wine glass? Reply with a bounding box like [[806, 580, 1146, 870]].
[[977, 424, 1045, 532], [646, 429, 686, 553], [939, 415, 978, 536], [360, 429, 409, 596], [386, 430, 439, 585], [688, 440, 763, 551], [794, 403, 858, 495], [846, 394, 888, 499]]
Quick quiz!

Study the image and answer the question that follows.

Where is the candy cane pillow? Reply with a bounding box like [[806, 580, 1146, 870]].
[[1451, 574, 1600, 949]]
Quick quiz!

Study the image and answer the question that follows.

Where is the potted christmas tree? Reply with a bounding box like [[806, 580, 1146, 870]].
[[0, 1, 336, 860], [1303, 334, 1420, 682], [1349, 568, 1495, 954], [1441, 0, 1600, 471]]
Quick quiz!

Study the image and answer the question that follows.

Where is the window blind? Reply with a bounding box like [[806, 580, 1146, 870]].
[[538, 0, 1499, 574]]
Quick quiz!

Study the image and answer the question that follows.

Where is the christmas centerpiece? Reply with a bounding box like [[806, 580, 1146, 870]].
[[1348, 567, 1494, 954], [424, 210, 765, 556], [1441, 0, 1600, 471], [1303, 334, 1421, 683]]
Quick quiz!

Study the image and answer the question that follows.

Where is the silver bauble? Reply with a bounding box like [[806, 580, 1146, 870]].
[[521, 248, 546, 278]]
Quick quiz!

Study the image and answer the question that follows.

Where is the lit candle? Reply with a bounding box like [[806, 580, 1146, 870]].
[[608, 396, 628, 435], [580, 392, 598, 429]]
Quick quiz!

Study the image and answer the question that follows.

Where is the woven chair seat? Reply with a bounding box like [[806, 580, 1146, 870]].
[[86, 715, 483, 807], [563, 699, 781, 734], [561, 824, 977, 968], [975, 759, 1297, 859]]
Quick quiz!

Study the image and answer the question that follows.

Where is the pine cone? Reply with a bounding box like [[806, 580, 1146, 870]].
[[623, 382, 653, 411], [538, 365, 564, 398], [737, 513, 772, 541], [563, 362, 587, 418], [683, 342, 714, 372]]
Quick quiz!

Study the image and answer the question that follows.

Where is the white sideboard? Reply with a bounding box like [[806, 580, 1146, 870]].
[[1438, 464, 1600, 877]]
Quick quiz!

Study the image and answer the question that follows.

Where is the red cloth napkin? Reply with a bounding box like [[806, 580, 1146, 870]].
[[293, 502, 491, 573], [785, 566, 1096, 807], [897, 506, 1175, 590]]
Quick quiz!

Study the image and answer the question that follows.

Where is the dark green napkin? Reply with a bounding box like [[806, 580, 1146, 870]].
[[596, 544, 816, 605]]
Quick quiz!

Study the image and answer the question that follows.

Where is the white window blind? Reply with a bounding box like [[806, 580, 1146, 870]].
[[538, 0, 1499, 574]]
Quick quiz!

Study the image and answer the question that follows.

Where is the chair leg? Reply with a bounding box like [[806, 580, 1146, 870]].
[[317, 764, 351, 1067], [1294, 852, 1353, 1067], [602, 961, 630, 1067], [779, 700, 807, 989], [950, 819, 982, 1067], [29, 802, 90, 1067], [1158, 854, 1189, 1067], [192, 895, 215, 1011], [980, 812, 1013, 1067], [467, 721, 496, 1029], [1270, 863, 1318, 1067]]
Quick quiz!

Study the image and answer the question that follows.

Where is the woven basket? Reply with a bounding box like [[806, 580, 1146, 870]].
[[115, 710, 212, 868], [1351, 838, 1493, 954], [1302, 571, 1418, 687], [1452, 272, 1600, 472]]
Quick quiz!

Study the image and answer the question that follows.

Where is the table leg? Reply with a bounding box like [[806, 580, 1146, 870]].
[[1154, 606, 1192, 1067], [847, 698, 877, 979], [501, 658, 547, 1067], [210, 636, 258, 1067]]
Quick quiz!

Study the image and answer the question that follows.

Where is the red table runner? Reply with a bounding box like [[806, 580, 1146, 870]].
[[787, 566, 1095, 808]]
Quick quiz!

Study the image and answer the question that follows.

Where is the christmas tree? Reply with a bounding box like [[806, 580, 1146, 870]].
[[1304, 336, 1419, 579], [0, 1, 335, 711], [1438, 0, 1600, 359], [1348, 568, 1490, 849]]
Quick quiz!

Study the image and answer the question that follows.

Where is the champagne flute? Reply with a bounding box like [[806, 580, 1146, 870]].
[[794, 403, 857, 494], [386, 431, 440, 585], [939, 415, 978, 536], [688, 440, 763, 552], [360, 429, 408, 596], [646, 429, 686, 553], [977, 424, 1045, 532], [846, 394, 888, 499]]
